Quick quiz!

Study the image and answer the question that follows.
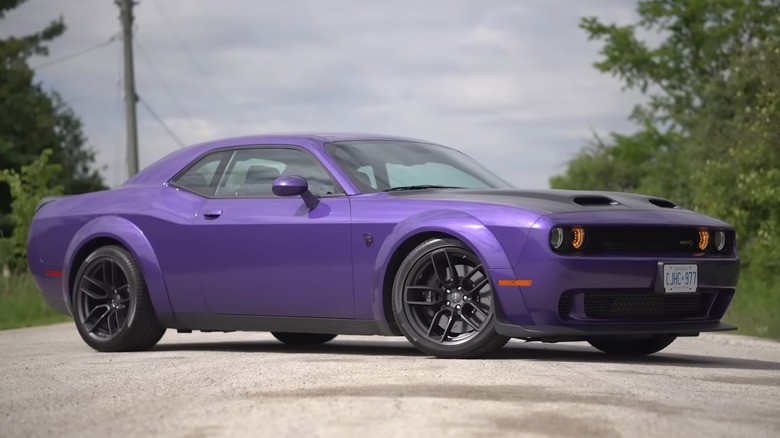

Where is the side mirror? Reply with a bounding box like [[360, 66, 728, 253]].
[[272, 176, 319, 209]]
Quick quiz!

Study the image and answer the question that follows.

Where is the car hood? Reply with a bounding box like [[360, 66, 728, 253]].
[[386, 188, 686, 215]]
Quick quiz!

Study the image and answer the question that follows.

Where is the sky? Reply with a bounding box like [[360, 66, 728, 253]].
[[3, 0, 642, 188]]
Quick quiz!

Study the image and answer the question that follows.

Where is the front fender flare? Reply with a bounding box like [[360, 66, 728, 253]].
[[63, 216, 174, 319], [371, 209, 527, 327]]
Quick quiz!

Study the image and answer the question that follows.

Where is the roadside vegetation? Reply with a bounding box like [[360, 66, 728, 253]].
[[0, 0, 103, 330], [725, 275, 780, 339], [552, 0, 780, 339], [0, 274, 69, 330], [0, 151, 70, 330]]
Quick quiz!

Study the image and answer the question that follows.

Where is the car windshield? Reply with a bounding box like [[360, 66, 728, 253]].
[[325, 140, 514, 193]]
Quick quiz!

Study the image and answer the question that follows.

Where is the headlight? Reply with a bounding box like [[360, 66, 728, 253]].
[[714, 231, 726, 252], [550, 227, 564, 250], [698, 228, 710, 251], [550, 226, 586, 251]]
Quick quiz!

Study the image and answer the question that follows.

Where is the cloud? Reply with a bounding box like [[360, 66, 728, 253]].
[[1, 0, 641, 188]]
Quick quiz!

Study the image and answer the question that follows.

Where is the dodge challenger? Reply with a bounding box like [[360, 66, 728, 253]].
[[27, 133, 739, 358]]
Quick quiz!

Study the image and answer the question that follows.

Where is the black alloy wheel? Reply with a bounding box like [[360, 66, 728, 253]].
[[393, 238, 509, 358], [73, 246, 166, 352], [271, 332, 338, 345]]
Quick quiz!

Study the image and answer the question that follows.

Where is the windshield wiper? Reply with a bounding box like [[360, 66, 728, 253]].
[[385, 185, 465, 192]]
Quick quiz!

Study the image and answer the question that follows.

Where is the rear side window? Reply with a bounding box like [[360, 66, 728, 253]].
[[173, 152, 228, 196]]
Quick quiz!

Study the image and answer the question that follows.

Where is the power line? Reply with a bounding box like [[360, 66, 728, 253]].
[[32, 35, 119, 70], [134, 41, 198, 129], [149, 0, 244, 122], [137, 95, 186, 148]]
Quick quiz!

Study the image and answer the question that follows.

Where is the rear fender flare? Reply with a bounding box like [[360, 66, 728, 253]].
[[63, 216, 173, 317]]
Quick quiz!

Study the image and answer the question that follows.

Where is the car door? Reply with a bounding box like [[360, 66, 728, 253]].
[[192, 146, 354, 318]]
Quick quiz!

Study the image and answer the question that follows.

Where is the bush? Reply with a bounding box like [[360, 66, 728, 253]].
[[0, 149, 63, 272], [0, 150, 68, 329]]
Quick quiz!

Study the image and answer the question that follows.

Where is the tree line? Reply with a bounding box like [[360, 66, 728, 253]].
[[552, 0, 780, 279], [0, 0, 104, 271]]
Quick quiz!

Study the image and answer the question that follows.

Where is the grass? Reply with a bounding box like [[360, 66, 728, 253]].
[[724, 269, 780, 340], [0, 272, 70, 330]]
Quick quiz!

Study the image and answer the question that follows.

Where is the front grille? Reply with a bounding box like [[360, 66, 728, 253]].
[[587, 226, 703, 254], [583, 292, 708, 319]]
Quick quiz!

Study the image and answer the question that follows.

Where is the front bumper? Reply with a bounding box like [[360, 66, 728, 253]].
[[490, 218, 740, 336], [494, 254, 738, 325]]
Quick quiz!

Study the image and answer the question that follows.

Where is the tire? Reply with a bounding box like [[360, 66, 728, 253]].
[[72, 245, 166, 352], [392, 238, 509, 358], [588, 335, 677, 356], [272, 332, 337, 345]]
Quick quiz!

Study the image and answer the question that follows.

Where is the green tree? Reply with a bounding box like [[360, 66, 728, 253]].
[[690, 41, 780, 276], [549, 123, 673, 195], [551, 0, 780, 206], [0, 0, 104, 234]]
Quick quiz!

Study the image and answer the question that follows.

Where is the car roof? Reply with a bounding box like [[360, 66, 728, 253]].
[[253, 132, 429, 143], [123, 132, 434, 186]]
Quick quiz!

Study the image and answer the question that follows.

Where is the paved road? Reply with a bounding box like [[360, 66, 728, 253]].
[[1, 324, 779, 438]]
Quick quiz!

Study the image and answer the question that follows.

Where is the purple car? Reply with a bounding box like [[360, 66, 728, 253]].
[[27, 133, 739, 358]]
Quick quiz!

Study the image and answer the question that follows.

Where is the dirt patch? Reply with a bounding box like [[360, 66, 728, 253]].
[[489, 411, 620, 438], [246, 383, 680, 415]]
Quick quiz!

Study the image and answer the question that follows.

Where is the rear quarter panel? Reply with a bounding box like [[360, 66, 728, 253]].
[[29, 185, 206, 321]]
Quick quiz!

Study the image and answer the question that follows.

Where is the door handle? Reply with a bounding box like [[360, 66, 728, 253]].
[[203, 208, 223, 219]]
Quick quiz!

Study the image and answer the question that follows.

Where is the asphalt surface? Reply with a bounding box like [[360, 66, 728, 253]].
[[1, 323, 779, 438]]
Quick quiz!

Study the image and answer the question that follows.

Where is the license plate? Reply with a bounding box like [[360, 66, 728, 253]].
[[663, 264, 698, 293]]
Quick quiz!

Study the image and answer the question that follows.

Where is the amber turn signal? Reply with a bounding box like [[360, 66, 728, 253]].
[[698, 228, 710, 251], [498, 279, 533, 287], [571, 227, 586, 250]]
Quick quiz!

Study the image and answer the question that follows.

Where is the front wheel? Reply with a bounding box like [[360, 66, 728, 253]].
[[72, 245, 166, 352], [392, 238, 509, 359], [588, 335, 677, 356]]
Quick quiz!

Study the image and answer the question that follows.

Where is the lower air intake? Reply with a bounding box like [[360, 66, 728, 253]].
[[558, 294, 572, 320], [584, 292, 708, 319]]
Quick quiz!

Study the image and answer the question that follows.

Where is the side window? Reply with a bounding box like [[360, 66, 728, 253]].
[[215, 148, 339, 198], [173, 152, 227, 196]]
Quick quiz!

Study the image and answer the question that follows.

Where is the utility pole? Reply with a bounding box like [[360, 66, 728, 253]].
[[117, 0, 139, 177]]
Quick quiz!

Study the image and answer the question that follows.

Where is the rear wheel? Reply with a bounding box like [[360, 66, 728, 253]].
[[272, 332, 337, 345], [72, 245, 166, 352], [588, 335, 677, 356], [392, 238, 509, 358]]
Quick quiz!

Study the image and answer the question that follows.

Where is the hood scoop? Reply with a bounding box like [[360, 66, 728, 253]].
[[573, 196, 619, 206], [648, 198, 677, 208]]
